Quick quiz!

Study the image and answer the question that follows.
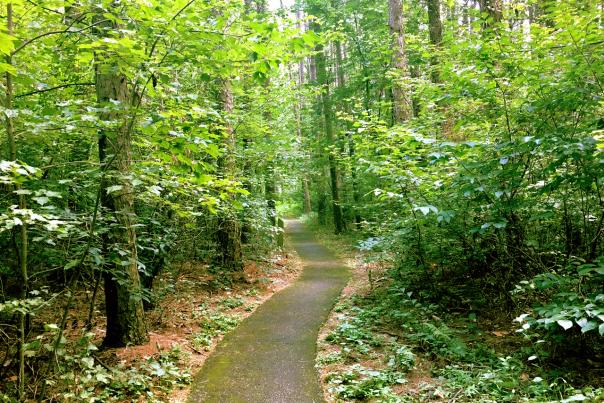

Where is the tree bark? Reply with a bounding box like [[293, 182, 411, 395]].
[[254, 0, 278, 231], [314, 32, 345, 234], [216, 78, 243, 270], [293, 28, 312, 215], [388, 0, 414, 123], [95, 11, 148, 347], [478, 0, 503, 26], [335, 40, 362, 229], [427, 0, 444, 83], [302, 178, 312, 214]]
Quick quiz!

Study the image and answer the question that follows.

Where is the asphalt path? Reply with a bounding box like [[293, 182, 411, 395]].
[[188, 219, 349, 403]]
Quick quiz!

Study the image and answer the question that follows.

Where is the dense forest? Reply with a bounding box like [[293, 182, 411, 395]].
[[1, 0, 603, 401]]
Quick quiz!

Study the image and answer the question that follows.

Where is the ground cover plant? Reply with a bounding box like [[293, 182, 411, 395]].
[[314, 222, 604, 402]]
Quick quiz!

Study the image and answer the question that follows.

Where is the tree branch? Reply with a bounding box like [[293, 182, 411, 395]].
[[12, 19, 110, 55], [15, 82, 95, 98]]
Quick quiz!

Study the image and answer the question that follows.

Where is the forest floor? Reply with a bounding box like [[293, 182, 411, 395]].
[[312, 223, 604, 402], [11, 238, 304, 401]]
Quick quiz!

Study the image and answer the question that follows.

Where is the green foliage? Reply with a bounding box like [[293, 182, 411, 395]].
[[192, 312, 241, 351], [3, 0, 604, 399], [320, 278, 604, 402], [20, 330, 191, 402], [387, 345, 415, 372], [220, 296, 245, 310], [302, 0, 604, 377], [326, 315, 384, 355], [0, 0, 313, 399], [327, 364, 406, 401], [513, 258, 604, 359], [407, 322, 468, 361]]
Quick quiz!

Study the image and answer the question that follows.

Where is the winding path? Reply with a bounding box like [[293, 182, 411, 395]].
[[188, 220, 349, 403]]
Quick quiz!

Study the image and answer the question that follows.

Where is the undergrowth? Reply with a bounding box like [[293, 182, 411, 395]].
[[321, 286, 603, 402], [191, 306, 241, 351], [0, 332, 191, 402], [313, 224, 604, 402]]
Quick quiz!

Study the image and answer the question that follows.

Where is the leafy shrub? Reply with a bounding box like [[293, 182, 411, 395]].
[[387, 345, 415, 372], [317, 350, 344, 365], [408, 322, 467, 361], [514, 258, 604, 357], [37, 331, 190, 402], [433, 355, 604, 402], [220, 297, 245, 309]]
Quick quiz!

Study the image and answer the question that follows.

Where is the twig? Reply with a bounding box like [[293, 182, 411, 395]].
[[15, 82, 95, 98], [12, 20, 111, 55]]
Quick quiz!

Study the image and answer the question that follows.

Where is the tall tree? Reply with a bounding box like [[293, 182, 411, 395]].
[[95, 10, 148, 347], [5, 5, 30, 397], [257, 0, 278, 230], [296, 9, 313, 216], [388, 0, 414, 123], [215, 77, 244, 271], [334, 39, 362, 229], [427, 0, 444, 83], [312, 19, 346, 234]]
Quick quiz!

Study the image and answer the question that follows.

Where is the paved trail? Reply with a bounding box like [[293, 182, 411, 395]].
[[188, 220, 349, 403]]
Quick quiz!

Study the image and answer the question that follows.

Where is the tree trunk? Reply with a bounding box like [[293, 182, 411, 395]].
[[95, 12, 148, 347], [317, 179, 328, 226], [303, 178, 312, 214], [265, 163, 277, 227], [427, 0, 444, 83], [348, 134, 362, 229], [293, 35, 312, 216], [478, 0, 503, 26], [335, 40, 361, 228], [241, 0, 256, 244], [428, 0, 443, 49], [388, 0, 414, 123], [314, 32, 345, 234], [216, 78, 243, 271], [255, 1, 278, 231], [5, 5, 30, 398]]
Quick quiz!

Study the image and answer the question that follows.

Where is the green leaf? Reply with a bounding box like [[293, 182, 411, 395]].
[[32, 196, 50, 206], [557, 320, 573, 330], [0, 62, 16, 75], [106, 185, 123, 194], [579, 320, 597, 333], [0, 32, 15, 55], [44, 323, 60, 332]]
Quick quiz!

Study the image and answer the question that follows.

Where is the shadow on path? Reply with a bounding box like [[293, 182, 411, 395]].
[[188, 220, 349, 403]]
